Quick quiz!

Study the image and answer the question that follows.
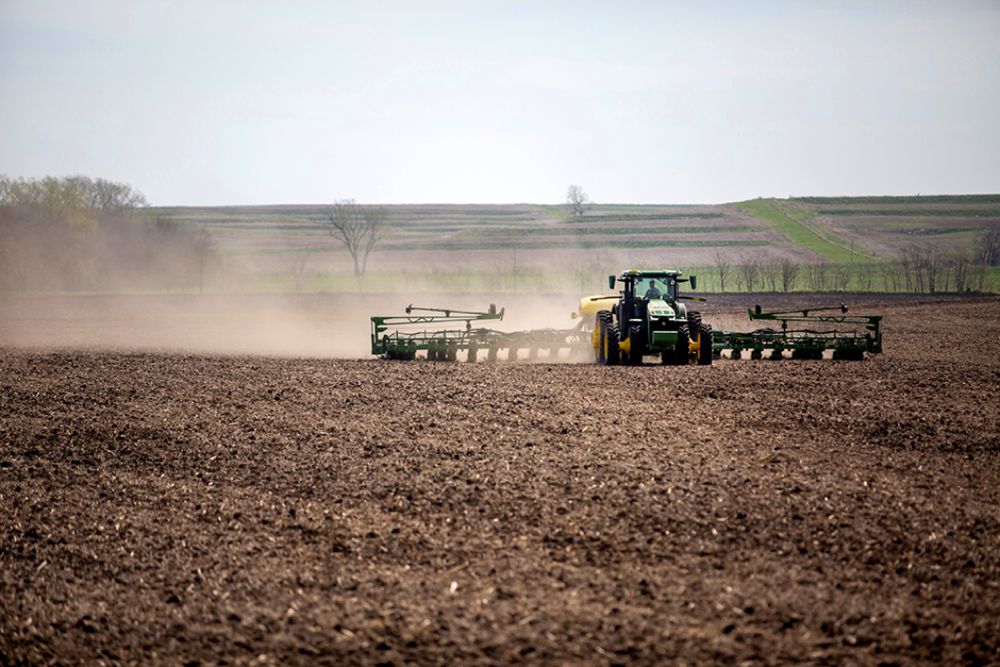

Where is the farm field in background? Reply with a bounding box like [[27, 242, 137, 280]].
[[155, 195, 1000, 294]]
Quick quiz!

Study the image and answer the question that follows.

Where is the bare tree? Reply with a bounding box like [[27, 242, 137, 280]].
[[832, 263, 852, 291], [976, 225, 1000, 267], [711, 250, 732, 292], [326, 199, 385, 277], [571, 249, 603, 292], [760, 259, 779, 292], [737, 254, 759, 293], [778, 257, 799, 292], [566, 185, 589, 219], [807, 261, 828, 291], [290, 252, 310, 292], [857, 263, 875, 292], [969, 261, 989, 291]]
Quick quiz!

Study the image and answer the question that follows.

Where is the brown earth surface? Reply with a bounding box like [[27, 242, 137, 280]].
[[2, 296, 1000, 664]]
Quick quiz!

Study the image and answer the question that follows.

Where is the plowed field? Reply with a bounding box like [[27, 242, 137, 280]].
[[2, 297, 999, 665]]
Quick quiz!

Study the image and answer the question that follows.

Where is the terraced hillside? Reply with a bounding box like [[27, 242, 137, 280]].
[[154, 196, 999, 293], [786, 195, 1000, 260], [155, 204, 800, 292]]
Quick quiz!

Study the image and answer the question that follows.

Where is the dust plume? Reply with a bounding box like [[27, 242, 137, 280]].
[[0, 292, 591, 360]]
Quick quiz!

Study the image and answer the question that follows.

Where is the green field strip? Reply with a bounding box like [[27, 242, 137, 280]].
[[793, 195, 1000, 205], [882, 227, 979, 236], [818, 208, 1000, 217], [737, 199, 877, 262]]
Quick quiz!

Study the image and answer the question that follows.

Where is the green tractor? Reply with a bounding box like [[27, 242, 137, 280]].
[[589, 269, 713, 366]]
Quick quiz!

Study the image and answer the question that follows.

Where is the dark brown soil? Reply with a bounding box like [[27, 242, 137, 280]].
[[2, 298, 999, 665]]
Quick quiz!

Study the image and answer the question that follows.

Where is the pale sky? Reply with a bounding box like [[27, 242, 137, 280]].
[[1, 1, 999, 206]]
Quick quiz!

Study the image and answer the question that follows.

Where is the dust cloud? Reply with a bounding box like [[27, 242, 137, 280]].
[[0, 292, 589, 359]]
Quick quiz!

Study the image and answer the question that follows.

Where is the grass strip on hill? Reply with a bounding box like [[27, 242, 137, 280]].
[[793, 194, 1000, 205], [737, 199, 876, 262], [818, 208, 1000, 217]]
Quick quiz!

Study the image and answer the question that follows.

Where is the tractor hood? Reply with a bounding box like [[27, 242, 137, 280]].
[[647, 299, 675, 318]]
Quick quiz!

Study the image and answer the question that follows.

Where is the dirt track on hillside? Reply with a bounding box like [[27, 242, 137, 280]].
[[2, 298, 999, 664]]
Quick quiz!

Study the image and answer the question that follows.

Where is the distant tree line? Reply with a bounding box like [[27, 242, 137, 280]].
[[711, 227, 998, 293], [0, 175, 216, 293]]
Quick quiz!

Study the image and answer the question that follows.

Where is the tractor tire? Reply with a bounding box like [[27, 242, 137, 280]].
[[606, 324, 620, 366], [487, 347, 498, 362], [628, 323, 643, 365], [697, 323, 714, 366], [687, 311, 702, 337], [677, 324, 691, 364], [662, 324, 690, 365], [750, 349, 763, 360], [597, 316, 608, 364], [467, 346, 478, 363]]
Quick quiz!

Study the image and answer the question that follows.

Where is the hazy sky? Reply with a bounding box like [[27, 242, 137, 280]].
[[1, 1, 999, 205]]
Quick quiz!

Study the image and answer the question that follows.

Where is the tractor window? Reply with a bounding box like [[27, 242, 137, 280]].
[[638, 278, 675, 300]]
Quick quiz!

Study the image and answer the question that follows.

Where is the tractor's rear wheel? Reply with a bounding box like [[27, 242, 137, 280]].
[[687, 311, 703, 337], [596, 314, 608, 364], [606, 324, 620, 366], [697, 323, 713, 366], [628, 324, 643, 365]]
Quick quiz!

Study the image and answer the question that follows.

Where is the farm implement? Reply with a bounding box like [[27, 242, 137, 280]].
[[712, 305, 883, 361], [370, 305, 587, 361], [370, 269, 884, 363]]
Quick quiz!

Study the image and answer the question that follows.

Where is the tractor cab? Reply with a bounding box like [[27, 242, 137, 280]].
[[610, 269, 691, 323], [634, 275, 676, 302]]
